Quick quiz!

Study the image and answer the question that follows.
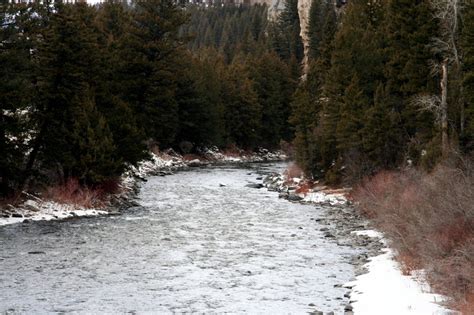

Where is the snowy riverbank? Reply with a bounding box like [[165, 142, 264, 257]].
[[263, 170, 455, 315], [0, 147, 287, 227]]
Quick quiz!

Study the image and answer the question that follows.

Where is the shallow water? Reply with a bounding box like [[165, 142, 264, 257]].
[[0, 163, 359, 314]]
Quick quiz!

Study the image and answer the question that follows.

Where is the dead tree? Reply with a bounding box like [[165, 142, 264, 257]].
[[429, 0, 463, 157]]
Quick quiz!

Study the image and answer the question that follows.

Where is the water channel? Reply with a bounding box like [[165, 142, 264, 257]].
[[0, 163, 361, 314]]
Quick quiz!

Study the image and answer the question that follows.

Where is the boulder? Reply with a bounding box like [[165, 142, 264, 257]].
[[246, 183, 264, 189], [187, 159, 202, 167], [287, 193, 303, 201], [23, 200, 41, 212]]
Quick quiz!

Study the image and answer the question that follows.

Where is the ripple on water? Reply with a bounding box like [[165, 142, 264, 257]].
[[0, 163, 361, 314]]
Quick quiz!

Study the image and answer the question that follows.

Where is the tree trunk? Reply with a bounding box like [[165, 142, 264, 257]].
[[440, 59, 450, 157]]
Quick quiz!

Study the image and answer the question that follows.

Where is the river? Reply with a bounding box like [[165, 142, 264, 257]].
[[0, 163, 361, 314]]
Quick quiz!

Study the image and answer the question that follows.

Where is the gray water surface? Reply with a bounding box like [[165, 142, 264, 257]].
[[0, 163, 359, 314]]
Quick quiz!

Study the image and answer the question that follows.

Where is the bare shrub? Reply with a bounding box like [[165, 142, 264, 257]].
[[182, 153, 203, 161], [285, 163, 304, 179], [45, 178, 111, 208], [223, 144, 242, 158], [295, 181, 314, 195], [353, 159, 474, 311]]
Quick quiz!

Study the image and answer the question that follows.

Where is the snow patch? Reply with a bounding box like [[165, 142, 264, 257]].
[[302, 191, 346, 205], [352, 229, 384, 239], [0, 200, 106, 227], [347, 234, 455, 315]]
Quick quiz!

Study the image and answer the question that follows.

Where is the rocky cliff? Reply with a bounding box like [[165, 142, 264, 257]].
[[297, 0, 312, 76]]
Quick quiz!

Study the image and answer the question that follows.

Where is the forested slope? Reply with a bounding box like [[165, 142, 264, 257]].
[[0, 0, 302, 196]]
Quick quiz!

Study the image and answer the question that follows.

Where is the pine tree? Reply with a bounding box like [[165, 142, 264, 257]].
[[36, 2, 122, 185], [221, 62, 262, 148], [362, 83, 404, 170], [290, 84, 322, 176], [384, 0, 438, 152], [0, 2, 37, 195], [320, 0, 385, 179], [95, 1, 148, 167], [120, 0, 189, 148], [336, 75, 366, 153], [247, 51, 294, 148], [270, 0, 304, 62]]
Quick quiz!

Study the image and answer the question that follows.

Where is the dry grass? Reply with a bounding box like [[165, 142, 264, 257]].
[[295, 182, 313, 195], [222, 144, 243, 158], [397, 252, 422, 276], [182, 153, 203, 161], [44, 178, 119, 208], [353, 159, 474, 312], [459, 293, 474, 314]]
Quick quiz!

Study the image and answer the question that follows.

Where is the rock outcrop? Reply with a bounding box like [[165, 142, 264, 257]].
[[297, 0, 312, 76]]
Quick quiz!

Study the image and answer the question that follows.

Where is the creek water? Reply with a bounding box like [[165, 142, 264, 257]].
[[0, 163, 360, 314]]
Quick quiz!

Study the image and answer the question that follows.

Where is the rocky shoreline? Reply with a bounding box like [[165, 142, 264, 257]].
[[261, 172, 385, 315]]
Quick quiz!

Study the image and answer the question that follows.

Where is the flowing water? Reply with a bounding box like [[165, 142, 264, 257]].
[[0, 163, 360, 314]]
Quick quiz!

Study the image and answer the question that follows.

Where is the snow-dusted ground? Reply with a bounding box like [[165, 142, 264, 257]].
[[0, 200, 107, 227], [302, 190, 346, 205], [347, 230, 455, 315]]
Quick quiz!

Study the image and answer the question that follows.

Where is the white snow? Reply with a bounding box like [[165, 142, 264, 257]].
[[0, 200, 106, 227], [348, 230, 456, 315], [352, 229, 384, 239], [302, 191, 347, 205]]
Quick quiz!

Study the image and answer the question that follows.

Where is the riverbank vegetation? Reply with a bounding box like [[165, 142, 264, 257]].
[[353, 160, 474, 311], [291, 0, 474, 310]]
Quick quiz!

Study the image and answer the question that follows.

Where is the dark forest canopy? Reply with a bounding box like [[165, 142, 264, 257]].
[[292, 0, 474, 184], [1, 0, 473, 196], [0, 0, 301, 196]]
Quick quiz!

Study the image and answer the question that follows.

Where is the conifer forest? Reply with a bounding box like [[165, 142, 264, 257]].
[[1, 0, 473, 313]]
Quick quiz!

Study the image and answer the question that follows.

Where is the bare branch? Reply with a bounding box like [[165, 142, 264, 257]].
[[411, 94, 442, 123]]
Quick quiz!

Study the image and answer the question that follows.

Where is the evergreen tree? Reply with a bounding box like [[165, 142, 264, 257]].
[[270, 0, 304, 62], [95, 1, 148, 167], [361, 83, 404, 170], [289, 84, 322, 176], [36, 3, 122, 185], [247, 51, 294, 148], [121, 0, 189, 148], [319, 0, 385, 180], [0, 2, 38, 195], [335, 75, 366, 153], [384, 0, 438, 155], [221, 62, 262, 148], [175, 53, 225, 147]]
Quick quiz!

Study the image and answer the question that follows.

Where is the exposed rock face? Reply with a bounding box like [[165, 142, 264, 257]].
[[297, 0, 312, 76], [268, 0, 286, 19], [297, 0, 347, 77], [253, 0, 285, 20]]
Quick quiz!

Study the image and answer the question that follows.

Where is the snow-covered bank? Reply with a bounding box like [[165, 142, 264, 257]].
[[0, 199, 107, 227], [347, 230, 456, 315], [263, 169, 454, 315], [0, 148, 287, 227], [263, 171, 348, 206]]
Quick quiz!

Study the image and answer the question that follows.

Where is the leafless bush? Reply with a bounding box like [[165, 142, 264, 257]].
[[45, 178, 113, 208], [353, 158, 474, 311]]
